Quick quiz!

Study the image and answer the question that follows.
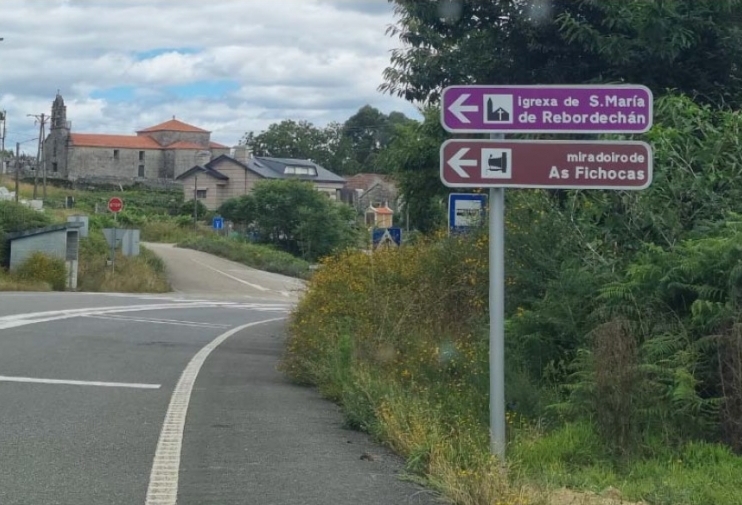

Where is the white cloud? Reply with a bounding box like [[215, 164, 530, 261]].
[[0, 0, 420, 153]]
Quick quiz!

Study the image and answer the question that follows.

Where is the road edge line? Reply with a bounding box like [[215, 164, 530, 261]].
[[144, 317, 286, 505]]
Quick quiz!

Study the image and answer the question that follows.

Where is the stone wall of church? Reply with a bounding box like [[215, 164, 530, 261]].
[[66, 147, 165, 180]]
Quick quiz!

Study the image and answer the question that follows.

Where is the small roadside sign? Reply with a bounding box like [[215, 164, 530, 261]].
[[449, 193, 487, 234], [441, 84, 653, 134], [107, 197, 124, 213], [212, 216, 224, 230], [372, 227, 401, 249], [440, 139, 653, 190]]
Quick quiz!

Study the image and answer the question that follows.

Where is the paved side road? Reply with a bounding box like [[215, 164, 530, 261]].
[[179, 320, 442, 505], [142, 242, 305, 302]]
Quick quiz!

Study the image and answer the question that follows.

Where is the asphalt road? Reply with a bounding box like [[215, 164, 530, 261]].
[[0, 246, 440, 505], [142, 242, 306, 303]]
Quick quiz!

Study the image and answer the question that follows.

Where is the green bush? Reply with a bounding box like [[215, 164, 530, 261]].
[[217, 179, 360, 262], [0, 200, 52, 232], [13, 252, 67, 291]]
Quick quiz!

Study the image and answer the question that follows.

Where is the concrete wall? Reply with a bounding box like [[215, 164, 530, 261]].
[[9, 230, 67, 269], [212, 147, 230, 158], [140, 130, 210, 148], [178, 173, 224, 210], [173, 149, 201, 179], [161, 150, 176, 179], [211, 158, 265, 202], [315, 182, 345, 201]]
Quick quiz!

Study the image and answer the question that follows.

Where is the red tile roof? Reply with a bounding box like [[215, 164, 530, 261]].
[[70, 133, 162, 149], [137, 118, 210, 133], [210, 141, 228, 149], [369, 205, 394, 215]]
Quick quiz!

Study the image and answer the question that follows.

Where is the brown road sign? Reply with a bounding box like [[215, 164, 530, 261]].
[[440, 139, 653, 190]]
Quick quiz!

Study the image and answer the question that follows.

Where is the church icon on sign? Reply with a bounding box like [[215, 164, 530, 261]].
[[483, 94, 513, 124]]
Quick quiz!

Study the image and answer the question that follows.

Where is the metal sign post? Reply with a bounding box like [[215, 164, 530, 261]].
[[488, 133, 506, 459]]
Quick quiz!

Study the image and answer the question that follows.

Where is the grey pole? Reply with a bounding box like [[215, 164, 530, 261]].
[[489, 132, 506, 459], [14, 142, 19, 202], [193, 173, 198, 226]]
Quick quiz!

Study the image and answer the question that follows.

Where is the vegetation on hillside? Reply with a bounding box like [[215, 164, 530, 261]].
[[177, 236, 311, 280]]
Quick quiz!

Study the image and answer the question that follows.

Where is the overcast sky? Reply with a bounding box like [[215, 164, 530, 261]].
[[0, 0, 421, 154]]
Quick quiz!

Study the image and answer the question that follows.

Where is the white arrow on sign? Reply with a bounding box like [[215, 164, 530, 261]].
[[449, 93, 478, 123], [449, 148, 477, 178]]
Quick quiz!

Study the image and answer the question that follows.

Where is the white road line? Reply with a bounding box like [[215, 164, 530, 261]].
[[0, 375, 161, 389], [0, 302, 235, 330], [144, 317, 285, 505], [82, 315, 230, 329], [189, 258, 270, 292]]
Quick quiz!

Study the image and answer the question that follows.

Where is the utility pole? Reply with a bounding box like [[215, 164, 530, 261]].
[[0, 110, 6, 175], [28, 112, 48, 200], [14, 142, 19, 202], [193, 173, 198, 226]]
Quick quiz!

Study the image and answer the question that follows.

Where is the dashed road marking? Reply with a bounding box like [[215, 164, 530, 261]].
[[82, 314, 231, 329], [0, 375, 161, 389], [144, 317, 285, 505]]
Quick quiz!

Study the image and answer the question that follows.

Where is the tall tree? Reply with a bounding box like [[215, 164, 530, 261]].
[[242, 120, 329, 162], [377, 107, 448, 234], [241, 107, 414, 176], [382, 0, 742, 108], [218, 179, 359, 261]]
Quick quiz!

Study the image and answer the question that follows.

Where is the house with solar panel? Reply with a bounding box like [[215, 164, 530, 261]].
[[174, 145, 346, 211], [42, 93, 230, 185]]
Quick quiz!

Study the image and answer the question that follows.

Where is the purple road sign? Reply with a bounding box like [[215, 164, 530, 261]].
[[441, 84, 653, 134]]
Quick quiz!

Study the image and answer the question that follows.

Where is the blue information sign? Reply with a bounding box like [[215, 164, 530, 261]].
[[448, 193, 487, 234]]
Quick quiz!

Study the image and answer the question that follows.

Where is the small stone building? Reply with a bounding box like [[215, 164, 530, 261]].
[[42, 93, 229, 186], [4, 223, 82, 289]]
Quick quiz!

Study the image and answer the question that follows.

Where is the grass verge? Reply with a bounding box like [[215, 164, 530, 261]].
[[511, 422, 742, 505], [77, 233, 171, 293], [280, 237, 742, 505], [177, 235, 312, 279], [0, 270, 52, 291]]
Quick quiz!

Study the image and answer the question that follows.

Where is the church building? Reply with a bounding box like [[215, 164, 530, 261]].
[[43, 94, 230, 185]]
